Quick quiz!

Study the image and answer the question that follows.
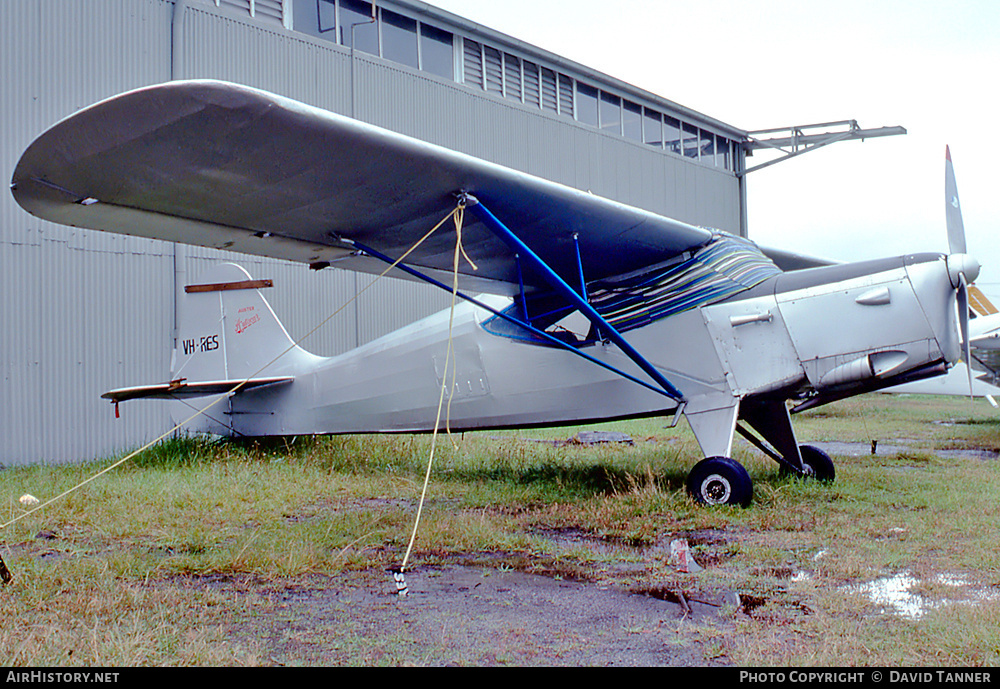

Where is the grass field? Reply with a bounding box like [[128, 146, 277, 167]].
[[2, 393, 999, 666]]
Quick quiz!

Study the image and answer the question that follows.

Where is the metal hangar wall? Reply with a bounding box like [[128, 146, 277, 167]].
[[0, 0, 748, 465]]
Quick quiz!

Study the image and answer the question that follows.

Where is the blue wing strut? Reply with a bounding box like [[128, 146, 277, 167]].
[[464, 194, 686, 403], [346, 239, 680, 403]]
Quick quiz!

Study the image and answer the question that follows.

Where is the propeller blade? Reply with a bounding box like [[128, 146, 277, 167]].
[[959, 272, 973, 401], [946, 145, 966, 255]]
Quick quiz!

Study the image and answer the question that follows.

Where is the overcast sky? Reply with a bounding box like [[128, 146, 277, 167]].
[[428, 0, 1000, 294]]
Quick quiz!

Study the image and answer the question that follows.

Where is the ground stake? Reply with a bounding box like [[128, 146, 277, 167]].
[[391, 568, 408, 597], [0, 554, 12, 585]]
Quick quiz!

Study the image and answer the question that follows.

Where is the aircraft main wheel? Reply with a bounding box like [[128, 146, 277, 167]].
[[686, 456, 753, 508], [798, 444, 836, 483]]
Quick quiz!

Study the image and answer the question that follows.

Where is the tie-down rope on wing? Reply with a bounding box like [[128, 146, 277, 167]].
[[0, 202, 468, 544], [399, 200, 479, 587]]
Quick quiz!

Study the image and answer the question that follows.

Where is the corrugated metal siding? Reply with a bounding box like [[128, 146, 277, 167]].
[[1, 0, 742, 465], [176, 3, 455, 354], [1, 0, 175, 464], [349, 50, 739, 230]]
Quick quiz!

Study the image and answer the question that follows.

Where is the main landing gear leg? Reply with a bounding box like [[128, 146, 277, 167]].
[[683, 398, 838, 507], [684, 402, 754, 507], [738, 398, 836, 483]]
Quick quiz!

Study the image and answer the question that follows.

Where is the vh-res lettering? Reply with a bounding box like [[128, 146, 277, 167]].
[[181, 334, 220, 356], [10, 80, 985, 507]]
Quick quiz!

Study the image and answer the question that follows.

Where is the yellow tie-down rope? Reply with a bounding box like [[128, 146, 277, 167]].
[[393, 201, 475, 596], [0, 202, 468, 585]]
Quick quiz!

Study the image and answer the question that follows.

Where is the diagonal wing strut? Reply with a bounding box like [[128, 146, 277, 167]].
[[348, 238, 678, 403], [463, 193, 686, 403]]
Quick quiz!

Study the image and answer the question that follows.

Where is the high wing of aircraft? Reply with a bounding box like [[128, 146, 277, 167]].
[[11, 80, 979, 507]]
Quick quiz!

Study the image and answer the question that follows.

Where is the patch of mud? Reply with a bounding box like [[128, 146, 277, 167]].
[[231, 527, 749, 665], [936, 448, 1000, 461], [811, 440, 911, 457], [238, 565, 731, 666], [529, 525, 658, 557]]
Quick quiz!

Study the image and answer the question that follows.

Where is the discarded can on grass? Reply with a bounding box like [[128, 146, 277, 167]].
[[669, 538, 703, 573]]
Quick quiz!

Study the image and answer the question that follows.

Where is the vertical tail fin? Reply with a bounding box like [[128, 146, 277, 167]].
[[103, 263, 322, 436], [172, 263, 321, 384]]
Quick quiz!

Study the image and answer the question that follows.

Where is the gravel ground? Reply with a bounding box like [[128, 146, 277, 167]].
[[231, 563, 733, 666]]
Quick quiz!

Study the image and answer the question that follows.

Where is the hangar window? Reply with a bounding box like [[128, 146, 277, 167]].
[[717, 135, 731, 170], [599, 92, 621, 134], [293, 2, 452, 78], [504, 53, 522, 102], [682, 122, 699, 159], [623, 100, 642, 142], [381, 9, 417, 69], [576, 83, 598, 127], [462, 37, 569, 108], [540, 67, 558, 112], [664, 116, 681, 155], [558, 74, 574, 118], [338, 0, 378, 55], [484, 45, 503, 94], [643, 108, 662, 148], [419, 23, 453, 79], [319, 0, 336, 34], [700, 129, 716, 161], [463, 39, 483, 88], [291, 2, 738, 172], [293, 0, 332, 36]]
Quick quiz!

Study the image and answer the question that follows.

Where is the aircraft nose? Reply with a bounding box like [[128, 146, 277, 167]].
[[947, 253, 980, 287]]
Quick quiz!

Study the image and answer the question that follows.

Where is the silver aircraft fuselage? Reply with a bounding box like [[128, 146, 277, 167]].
[[204, 250, 962, 461]]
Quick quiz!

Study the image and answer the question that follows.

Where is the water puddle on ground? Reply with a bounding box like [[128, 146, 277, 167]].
[[844, 571, 1000, 620], [810, 440, 999, 461]]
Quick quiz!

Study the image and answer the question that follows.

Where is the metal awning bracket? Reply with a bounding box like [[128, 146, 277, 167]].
[[741, 120, 906, 175]]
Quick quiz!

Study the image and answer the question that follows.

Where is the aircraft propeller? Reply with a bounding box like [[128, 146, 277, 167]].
[[944, 145, 980, 399]]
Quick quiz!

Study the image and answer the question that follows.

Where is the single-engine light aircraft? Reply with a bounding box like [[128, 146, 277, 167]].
[[11, 80, 979, 507]]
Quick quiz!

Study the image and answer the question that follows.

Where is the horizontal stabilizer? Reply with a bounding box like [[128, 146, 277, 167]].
[[102, 377, 293, 403]]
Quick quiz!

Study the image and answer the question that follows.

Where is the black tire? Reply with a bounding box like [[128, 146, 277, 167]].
[[798, 444, 835, 483], [686, 456, 753, 508]]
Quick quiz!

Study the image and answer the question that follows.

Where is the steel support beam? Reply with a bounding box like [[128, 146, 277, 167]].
[[741, 120, 906, 175]]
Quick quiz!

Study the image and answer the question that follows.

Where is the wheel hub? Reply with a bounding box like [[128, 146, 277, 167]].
[[700, 473, 732, 504]]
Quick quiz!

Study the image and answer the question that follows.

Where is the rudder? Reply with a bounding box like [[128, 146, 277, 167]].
[[172, 263, 320, 385]]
